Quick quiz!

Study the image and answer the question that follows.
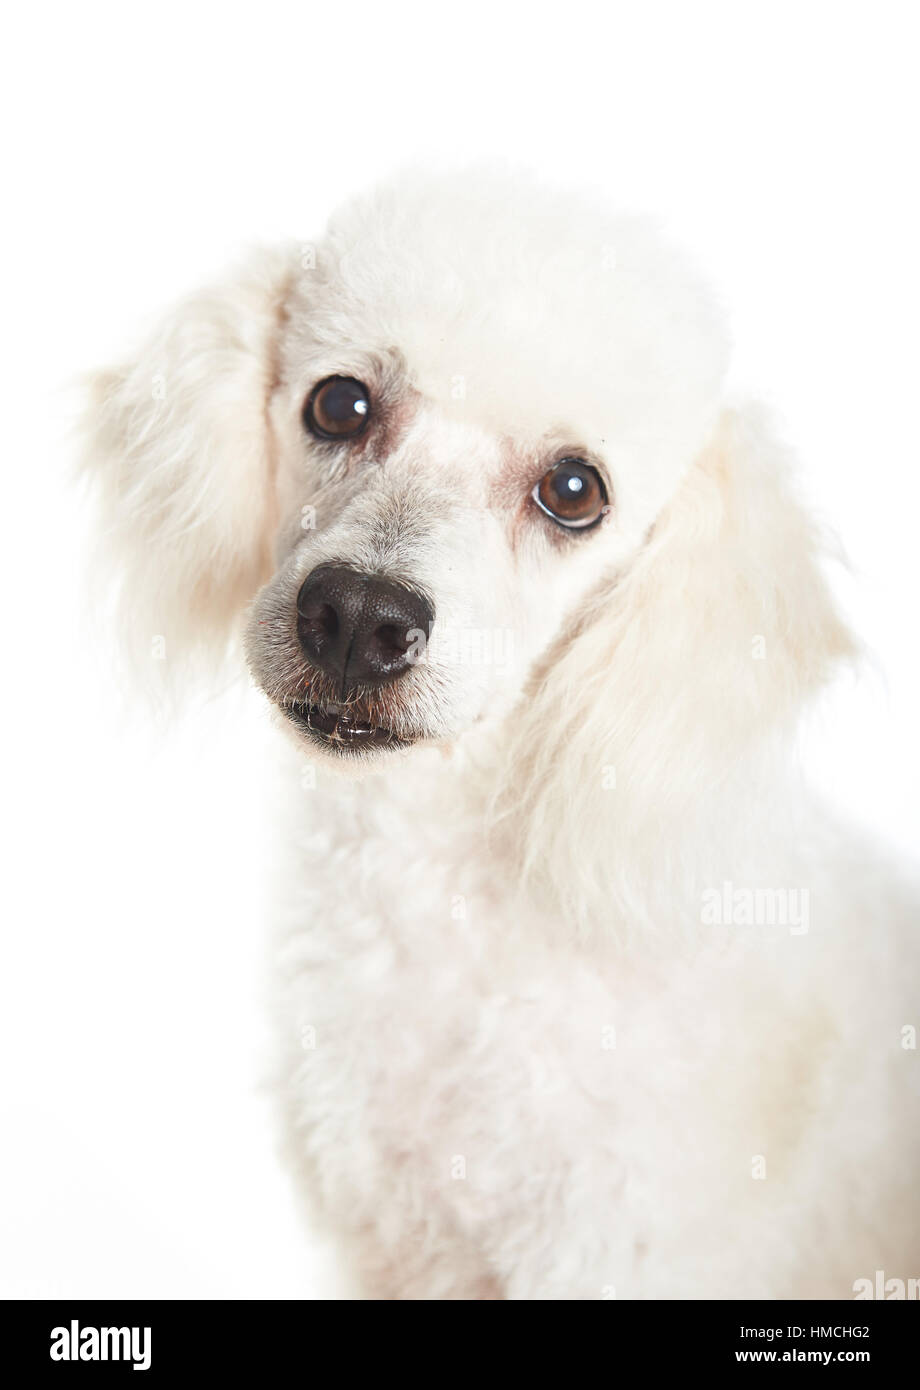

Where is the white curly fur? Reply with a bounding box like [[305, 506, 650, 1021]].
[[82, 168, 919, 1299]]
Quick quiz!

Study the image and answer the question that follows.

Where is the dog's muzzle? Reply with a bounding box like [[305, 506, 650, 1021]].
[[287, 563, 434, 751]]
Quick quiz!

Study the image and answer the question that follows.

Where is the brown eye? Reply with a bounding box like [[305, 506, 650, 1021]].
[[533, 458, 608, 529], [304, 376, 371, 440]]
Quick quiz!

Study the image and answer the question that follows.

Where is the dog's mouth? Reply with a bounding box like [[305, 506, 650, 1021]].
[[282, 697, 411, 752]]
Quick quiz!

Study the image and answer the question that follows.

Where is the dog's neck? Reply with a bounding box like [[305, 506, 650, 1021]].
[[280, 714, 807, 950]]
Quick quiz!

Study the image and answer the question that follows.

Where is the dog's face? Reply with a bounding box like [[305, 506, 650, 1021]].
[[243, 172, 728, 762], [247, 371, 614, 758], [85, 169, 848, 803]]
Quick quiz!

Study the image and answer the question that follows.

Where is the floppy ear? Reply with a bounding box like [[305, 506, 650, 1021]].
[[494, 403, 857, 926], [80, 244, 296, 686]]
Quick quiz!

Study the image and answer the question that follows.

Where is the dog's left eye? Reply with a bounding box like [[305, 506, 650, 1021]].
[[532, 459, 608, 529], [303, 376, 371, 440]]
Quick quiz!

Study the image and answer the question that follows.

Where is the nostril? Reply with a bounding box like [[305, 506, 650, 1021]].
[[314, 602, 339, 640], [298, 599, 339, 647], [373, 623, 410, 660]]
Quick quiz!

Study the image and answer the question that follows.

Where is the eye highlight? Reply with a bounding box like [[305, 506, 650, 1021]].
[[304, 376, 371, 440], [532, 458, 608, 530]]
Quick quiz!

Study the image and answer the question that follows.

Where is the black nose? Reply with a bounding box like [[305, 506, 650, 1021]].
[[296, 563, 434, 688]]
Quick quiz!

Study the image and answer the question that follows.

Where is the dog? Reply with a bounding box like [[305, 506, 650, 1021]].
[[82, 168, 919, 1299]]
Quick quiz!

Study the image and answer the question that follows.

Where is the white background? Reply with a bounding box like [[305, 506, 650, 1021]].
[[1, 1, 917, 1298]]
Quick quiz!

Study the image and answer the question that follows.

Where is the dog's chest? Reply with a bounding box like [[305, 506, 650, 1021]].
[[270, 764, 790, 1279]]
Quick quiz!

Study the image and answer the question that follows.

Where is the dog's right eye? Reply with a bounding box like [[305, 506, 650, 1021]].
[[532, 458, 608, 529], [303, 377, 371, 440]]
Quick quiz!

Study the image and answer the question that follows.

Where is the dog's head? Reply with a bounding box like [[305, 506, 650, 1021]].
[[84, 168, 852, 795]]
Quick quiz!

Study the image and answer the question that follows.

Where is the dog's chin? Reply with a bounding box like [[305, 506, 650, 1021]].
[[279, 697, 420, 759]]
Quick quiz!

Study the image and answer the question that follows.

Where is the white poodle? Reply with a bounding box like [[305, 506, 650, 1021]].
[[83, 168, 919, 1300]]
